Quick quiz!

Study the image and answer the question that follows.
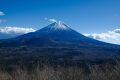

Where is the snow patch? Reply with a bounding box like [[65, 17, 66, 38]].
[[53, 21, 68, 30], [45, 18, 69, 30]]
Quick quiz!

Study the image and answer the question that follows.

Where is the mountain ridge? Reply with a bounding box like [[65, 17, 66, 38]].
[[0, 22, 119, 48], [0, 22, 120, 60]]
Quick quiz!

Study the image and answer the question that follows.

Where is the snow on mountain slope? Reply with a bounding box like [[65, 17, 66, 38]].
[[47, 21, 69, 30], [0, 21, 119, 48], [0, 21, 120, 60]]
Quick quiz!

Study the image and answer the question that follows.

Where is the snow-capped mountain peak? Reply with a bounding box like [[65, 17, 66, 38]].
[[55, 21, 67, 29], [49, 21, 69, 30]]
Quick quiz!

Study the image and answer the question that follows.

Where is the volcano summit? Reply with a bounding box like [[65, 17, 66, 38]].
[[0, 22, 120, 60], [0, 21, 118, 47]]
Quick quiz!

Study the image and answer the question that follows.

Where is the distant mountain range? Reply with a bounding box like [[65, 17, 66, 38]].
[[0, 22, 120, 61]]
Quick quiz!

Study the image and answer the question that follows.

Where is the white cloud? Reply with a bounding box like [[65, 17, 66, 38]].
[[0, 11, 6, 24], [84, 29, 120, 44], [45, 18, 57, 23], [0, 11, 5, 16], [49, 19, 57, 23], [0, 27, 36, 34]]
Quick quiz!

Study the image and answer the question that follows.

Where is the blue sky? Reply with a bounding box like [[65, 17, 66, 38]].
[[0, 0, 120, 44], [0, 0, 120, 33]]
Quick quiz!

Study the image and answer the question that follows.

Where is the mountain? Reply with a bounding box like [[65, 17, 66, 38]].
[[0, 21, 118, 47], [0, 21, 120, 61]]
